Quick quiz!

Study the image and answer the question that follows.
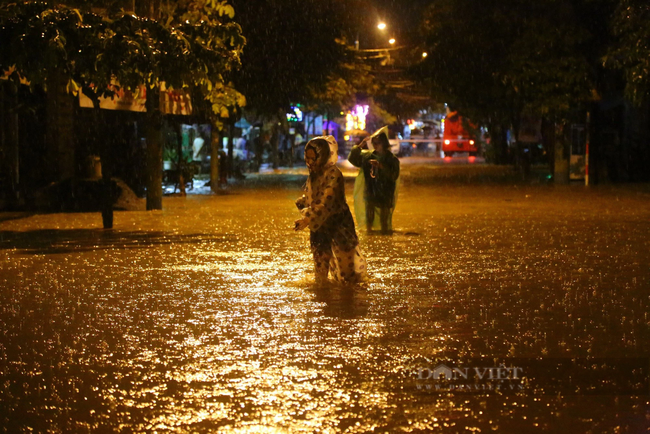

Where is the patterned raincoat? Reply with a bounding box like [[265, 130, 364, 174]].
[[295, 136, 368, 283]]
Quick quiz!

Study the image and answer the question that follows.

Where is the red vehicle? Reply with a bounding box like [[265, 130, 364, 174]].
[[442, 111, 478, 157]]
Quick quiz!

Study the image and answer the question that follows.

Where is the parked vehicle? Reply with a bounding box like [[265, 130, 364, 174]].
[[442, 111, 478, 157]]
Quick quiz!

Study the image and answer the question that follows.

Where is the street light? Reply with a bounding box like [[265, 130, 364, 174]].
[[377, 22, 387, 30], [389, 38, 396, 45], [422, 52, 428, 58]]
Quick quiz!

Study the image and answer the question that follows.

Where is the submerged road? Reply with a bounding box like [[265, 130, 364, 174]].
[[1, 176, 649, 432]]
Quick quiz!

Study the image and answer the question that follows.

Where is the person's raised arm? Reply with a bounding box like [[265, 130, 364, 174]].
[[348, 137, 369, 167]]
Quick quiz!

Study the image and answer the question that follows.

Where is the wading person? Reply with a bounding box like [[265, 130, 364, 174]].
[[294, 136, 368, 283], [348, 126, 400, 234]]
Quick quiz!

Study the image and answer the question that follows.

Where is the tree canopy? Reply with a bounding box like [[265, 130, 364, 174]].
[[416, 0, 604, 125], [0, 0, 245, 115], [414, 0, 650, 119], [230, 0, 354, 118], [608, 0, 650, 105]]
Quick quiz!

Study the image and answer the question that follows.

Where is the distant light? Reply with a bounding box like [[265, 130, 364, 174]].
[[346, 113, 354, 132], [344, 135, 350, 141], [345, 104, 369, 132], [469, 140, 475, 145], [354, 104, 369, 131], [389, 38, 396, 45], [468, 156, 476, 163], [286, 106, 303, 122], [378, 22, 387, 30], [444, 140, 450, 145], [422, 52, 428, 58]]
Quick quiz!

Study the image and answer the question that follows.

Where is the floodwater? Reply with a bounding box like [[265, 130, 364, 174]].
[[1, 176, 649, 433]]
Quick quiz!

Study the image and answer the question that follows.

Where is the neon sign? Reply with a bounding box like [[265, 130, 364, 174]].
[[345, 104, 369, 132]]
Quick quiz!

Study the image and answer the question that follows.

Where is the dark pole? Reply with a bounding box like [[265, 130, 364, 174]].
[[227, 120, 235, 178], [92, 96, 114, 229], [177, 119, 186, 196], [210, 122, 220, 193], [145, 86, 163, 209]]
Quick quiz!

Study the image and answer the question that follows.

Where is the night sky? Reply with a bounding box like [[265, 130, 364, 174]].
[[361, 0, 430, 48]]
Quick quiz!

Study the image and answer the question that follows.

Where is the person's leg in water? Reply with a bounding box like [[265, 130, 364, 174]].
[[334, 245, 368, 283], [365, 201, 375, 233], [313, 249, 332, 283], [379, 206, 391, 234]]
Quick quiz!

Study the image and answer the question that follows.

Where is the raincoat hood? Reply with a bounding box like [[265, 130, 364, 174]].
[[370, 126, 390, 151], [305, 135, 338, 167]]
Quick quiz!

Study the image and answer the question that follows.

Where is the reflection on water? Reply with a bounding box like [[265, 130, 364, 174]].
[[0, 186, 649, 432]]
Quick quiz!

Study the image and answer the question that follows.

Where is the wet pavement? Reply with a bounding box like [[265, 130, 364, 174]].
[[1, 173, 650, 433]]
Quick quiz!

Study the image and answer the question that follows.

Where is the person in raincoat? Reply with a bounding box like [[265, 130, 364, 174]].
[[294, 136, 368, 283], [348, 126, 400, 234]]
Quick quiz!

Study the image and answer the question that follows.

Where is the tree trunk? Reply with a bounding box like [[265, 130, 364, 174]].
[[210, 121, 220, 193], [541, 117, 555, 176], [488, 121, 509, 164], [271, 120, 279, 170], [553, 121, 570, 184], [306, 114, 315, 139], [2, 89, 20, 208], [91, 97, 114, 229], [289, 132, 295, 168], [324, 111, 329, 135], [227, 121, 235, 178], [175, 120, 186, 196], [46, 69, 75, 183], [145, 86, 163, 210]]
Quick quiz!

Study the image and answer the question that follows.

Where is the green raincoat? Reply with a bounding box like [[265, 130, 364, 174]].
[[348, 144, 400, 231]]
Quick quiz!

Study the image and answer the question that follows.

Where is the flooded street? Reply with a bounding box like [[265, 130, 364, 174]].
[[1, 175, 649, 433]]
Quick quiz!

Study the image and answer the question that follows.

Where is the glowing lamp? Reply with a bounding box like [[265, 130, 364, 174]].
[[345, 113, 354, 132], [345, 104, 369, 133]]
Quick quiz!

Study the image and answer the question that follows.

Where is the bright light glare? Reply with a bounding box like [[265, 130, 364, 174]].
[[346, 105, 369, 132], [377, 22, 387, 30], [422, 52, 428, 58], [389, 38, 396, 45]]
